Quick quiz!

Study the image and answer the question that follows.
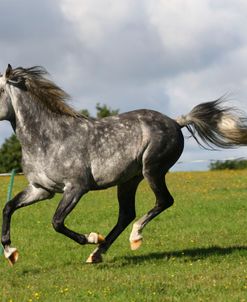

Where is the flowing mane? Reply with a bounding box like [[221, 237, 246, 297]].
[[9, 66, 83, 118]]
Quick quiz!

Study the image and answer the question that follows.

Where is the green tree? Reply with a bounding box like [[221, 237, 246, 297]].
[[80, 103, 119, 118], [96, 103, 119, 118], [79, 109, 91, 117], [0, 134, 22, 173]]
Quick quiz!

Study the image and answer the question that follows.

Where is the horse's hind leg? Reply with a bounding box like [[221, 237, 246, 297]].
[[129, 170, 174, 250], [86, 176, 142, 263]]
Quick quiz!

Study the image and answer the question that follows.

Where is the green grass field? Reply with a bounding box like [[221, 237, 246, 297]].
[[0, 170, 247, 302]]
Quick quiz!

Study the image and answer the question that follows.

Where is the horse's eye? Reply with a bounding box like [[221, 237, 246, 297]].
[[0, 88, 4, 94]]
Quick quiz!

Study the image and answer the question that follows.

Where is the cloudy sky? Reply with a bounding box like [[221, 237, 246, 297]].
[[1, 0, 247, 171]]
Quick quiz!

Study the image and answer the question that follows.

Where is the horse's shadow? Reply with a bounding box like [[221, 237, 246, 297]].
[[18, 245, 247, 274], [103, 245, 247, 268]]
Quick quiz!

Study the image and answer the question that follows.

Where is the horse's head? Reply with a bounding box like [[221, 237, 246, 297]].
[[0, 64, 28, 122], [0, 64, 14, 121]]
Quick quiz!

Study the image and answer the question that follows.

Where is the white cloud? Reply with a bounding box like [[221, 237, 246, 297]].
[[146, 0, 247, 83], [60, 0, 134, 47], [166, 45, 247, 117]]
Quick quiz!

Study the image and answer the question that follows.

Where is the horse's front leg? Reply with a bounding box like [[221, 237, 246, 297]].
[[1, 184, 53, 265], [52, 185, 105, 247]]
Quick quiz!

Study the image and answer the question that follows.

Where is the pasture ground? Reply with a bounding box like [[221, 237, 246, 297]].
[[0, 170, 247, 301]]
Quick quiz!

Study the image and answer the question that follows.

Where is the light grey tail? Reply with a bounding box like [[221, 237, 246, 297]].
[[175, 98, 247, 149]]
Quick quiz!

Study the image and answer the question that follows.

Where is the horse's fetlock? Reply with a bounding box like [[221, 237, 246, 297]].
[[1, 236, 11, 247], [78, 236, 87, 245]]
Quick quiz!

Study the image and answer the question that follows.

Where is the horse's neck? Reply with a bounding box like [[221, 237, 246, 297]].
[[13, 93, 69, 148]]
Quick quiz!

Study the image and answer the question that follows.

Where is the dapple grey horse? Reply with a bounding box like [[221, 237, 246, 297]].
[[1, 64, 247, 265]]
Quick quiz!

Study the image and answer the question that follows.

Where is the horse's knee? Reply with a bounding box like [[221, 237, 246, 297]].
[[2, 204, 9, 217], [2, 201, 14, 217]]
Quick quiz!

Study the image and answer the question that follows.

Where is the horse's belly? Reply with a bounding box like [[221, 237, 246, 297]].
[[91, 157, 140, 187]]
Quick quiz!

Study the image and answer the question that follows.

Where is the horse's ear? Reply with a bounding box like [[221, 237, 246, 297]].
[[5, 64, 12, 79]]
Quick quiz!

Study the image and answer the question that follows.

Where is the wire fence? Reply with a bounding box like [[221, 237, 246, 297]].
[[0, 172, 24, 177], [177, 156, 247, 165]]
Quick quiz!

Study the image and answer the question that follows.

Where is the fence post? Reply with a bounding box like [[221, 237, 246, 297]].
[[6, 169, 17, 202], [0, 169, 17, 256]]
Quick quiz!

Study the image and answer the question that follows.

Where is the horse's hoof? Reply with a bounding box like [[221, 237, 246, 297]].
[[4, 247, 19, 266], [86, 253, 103, 264], [130, 239, 143, 251]]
